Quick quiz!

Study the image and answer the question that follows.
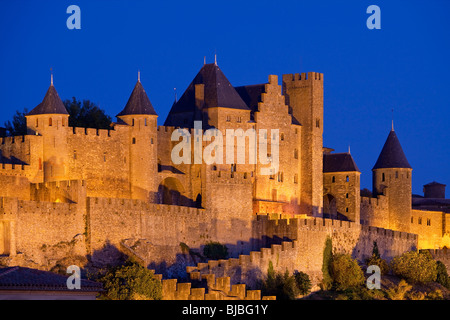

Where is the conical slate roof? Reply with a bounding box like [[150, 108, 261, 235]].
[[323, 152, 360, 173], [373, 129, 411, 170], [164, 63, 249, 125], [27, 85, 68, 116], [117, 81, 157, 117]]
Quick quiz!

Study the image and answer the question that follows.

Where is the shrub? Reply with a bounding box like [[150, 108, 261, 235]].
[[436, 261, 450, 289], [391, 250, 437, 284], [321, 236, 333, 290], [261, 262, 298, 300], [366, 255, 390, 275], [203, 241, 228, 260], [386, 279, 412, 300], [99, 259, 162, 300], [294, 271, 312, 296], [330, 253, 365, 291]]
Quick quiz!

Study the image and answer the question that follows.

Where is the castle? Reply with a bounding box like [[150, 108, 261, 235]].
[[0, 61, 449, 289]]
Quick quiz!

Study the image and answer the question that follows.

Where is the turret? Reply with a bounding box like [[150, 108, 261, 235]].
[[282, 72, 324, 217], [117, 74, 158, 202], [372, 125, 412, 232], [25, 76, 69, 181]]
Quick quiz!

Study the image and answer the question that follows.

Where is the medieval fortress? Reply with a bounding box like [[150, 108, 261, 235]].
[[0, 62, 449, 290]]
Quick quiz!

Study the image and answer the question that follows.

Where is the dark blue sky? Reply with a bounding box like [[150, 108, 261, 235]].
[[0, 0, 449, 195]]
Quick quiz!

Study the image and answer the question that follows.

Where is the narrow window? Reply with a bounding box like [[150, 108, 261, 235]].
[[382, 172, 385, 182], [73, 150, 77, 160], [346, 176, 349, 182], [237, 116, 242, 123], [316, 119, 320, 128], [145, 118, 147, 126], [49, 118, 52, 126], [103, 152, 106, 162], [132, 119, 135, 126], [427, 218, 431, 226], [280, 133, 285, 141], [226, 115, 231, 122], [418, 217, 422, 225], [411, 217, 414, 223], [151, 138, 154, 144], [346, 208, 349, 213], [294, 149, 298, 159], [294, 174, 298, 184], [396, 171, 399, 179], [36, 119, 38, 127], [332, 176, 335, 183], [132, 137, 136, 144], [346, 193, 349, 198]]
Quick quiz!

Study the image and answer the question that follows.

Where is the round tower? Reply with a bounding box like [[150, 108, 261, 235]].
[[25, 77, 70, 182], [372, 125, 412, 232], [117, 74, 158, 202]]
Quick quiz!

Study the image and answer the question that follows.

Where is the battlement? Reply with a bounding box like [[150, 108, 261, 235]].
[[161, 274, 273, 300], [87, 196, 205, 215], [361, 195, 388, 209], [0, 135, 27, 145], [282, 72, 323, 83], [0, 163, 32, 177], [71, 126, 114, 138]]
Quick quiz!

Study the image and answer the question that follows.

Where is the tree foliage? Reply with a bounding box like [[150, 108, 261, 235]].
[[321, 236, 333, 290], [203, 241, 228, 260], [366, 241, 389, 275], [64, 97, 112, 129], [391, 250, 437, 284], [260, 262, 310, 300], [99, 259, 162, 300], [3, 108, 28, 136], [330, 253, 365, 291]]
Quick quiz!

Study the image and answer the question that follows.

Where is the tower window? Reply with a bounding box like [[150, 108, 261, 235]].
[[226, 115, 231, 122], [294, 174, 298, 184], [316, 119, 320, 128], [418, 217, 422, 225], [427, 218, 431, 226], [280, 133, 285, 141], [294, 149, 298, 159], [346, 208, 349, 213], [36, 119, 38, 127], [346, 176, 349, 182], [396, 171, 399, 179], [49, 118, 52, 126], [382, 172, 385, 182], [73, 150, 77, 160], [145, 118, 147, 126], [332, 176, 335, 183], [132, 137, 136, 144], [103, 152, 107, 162], [346, 193, 349, 198], [151, 138, 154, 144], [132, 119, 135, 126], [411, 217, 414, 223], [237, 116, 242, 123]]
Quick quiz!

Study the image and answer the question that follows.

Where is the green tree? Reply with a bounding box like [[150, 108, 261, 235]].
[[261, 262, 299, 300], [391, 250, 437, 284], [3, 108, 28, 136], [64, 97, 112, 129], [435, 261, 450, 289], [99, 259, 162, 300], [366, 241, 389, 275], [203, 241, 228, 260], [321, 236, 333, 290], [294, 271, 312, 296], [330, 253, 365, 291]]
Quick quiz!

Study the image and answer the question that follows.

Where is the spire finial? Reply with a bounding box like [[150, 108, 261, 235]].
[[391, 108, 394, 131], [174, 87, 177, 103], [138, 70, 141, 82], [214, 51, 217, 66], [348, 145, 351, 154], [50, 67, 53, 86], [204, 56, 206, 65]]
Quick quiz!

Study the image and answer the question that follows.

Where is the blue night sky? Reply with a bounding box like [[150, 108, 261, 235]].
[[0, 0, 449, 196]]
